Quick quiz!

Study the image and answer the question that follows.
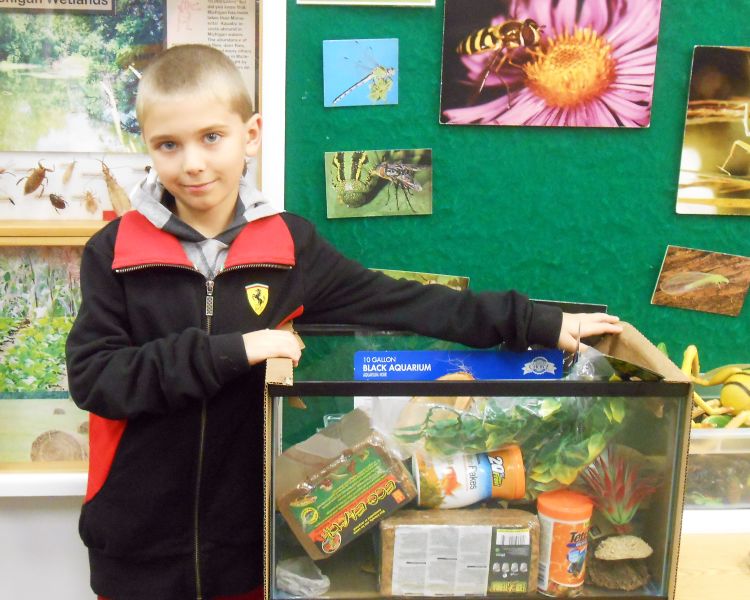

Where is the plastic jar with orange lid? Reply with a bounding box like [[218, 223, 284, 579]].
[[412, 444, 526, 509], [536, 489, 594, 597]]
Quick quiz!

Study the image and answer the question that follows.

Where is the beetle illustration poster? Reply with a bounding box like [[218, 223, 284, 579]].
[[0, 0, 258, 225], [440, 0, 663, 127], [677, 46, 750, 216]]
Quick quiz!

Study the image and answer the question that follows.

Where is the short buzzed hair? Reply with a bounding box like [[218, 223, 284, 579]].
[[136, 44, 254, 125]]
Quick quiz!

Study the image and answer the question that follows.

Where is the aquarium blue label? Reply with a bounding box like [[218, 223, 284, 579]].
[[354, 350, 563, 380]]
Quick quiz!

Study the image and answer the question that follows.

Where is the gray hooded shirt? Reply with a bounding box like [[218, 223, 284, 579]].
[[130, 165, 281, 279]]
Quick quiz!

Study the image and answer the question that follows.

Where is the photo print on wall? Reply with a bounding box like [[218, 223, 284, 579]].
[[372, 268, 470, 291], [439, 0, 663, 127], [677, 46, 750, 216], [651, 245, 750, 317], [323, 38, 399, 107], [0, 0, 259, 154], [325, 148, 432, 218], [0, 246, 90, 467]]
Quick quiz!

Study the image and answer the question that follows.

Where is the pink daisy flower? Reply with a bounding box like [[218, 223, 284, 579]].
[[441, 0, 662, 127]]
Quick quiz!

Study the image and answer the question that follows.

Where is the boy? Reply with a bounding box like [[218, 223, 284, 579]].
[[65, 45, 621, 600]]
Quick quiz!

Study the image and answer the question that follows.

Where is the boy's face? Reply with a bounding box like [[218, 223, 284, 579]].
[[141, 92, 260, 233]]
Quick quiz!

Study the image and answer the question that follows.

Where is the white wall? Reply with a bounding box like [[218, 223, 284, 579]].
[[0, 495, 94, 599]]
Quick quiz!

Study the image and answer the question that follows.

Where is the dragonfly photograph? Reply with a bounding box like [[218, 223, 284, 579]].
[[676, 46, 750, 216], [439, 0, 663, 127], [323, 38, 399, 107], [325, 148, 432, 218]]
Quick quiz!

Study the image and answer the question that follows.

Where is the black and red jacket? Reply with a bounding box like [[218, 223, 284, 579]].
[[65, 210, 562, 599]]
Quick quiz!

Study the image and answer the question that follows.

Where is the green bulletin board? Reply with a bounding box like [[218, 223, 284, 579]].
[[283, 0, 750, 367]]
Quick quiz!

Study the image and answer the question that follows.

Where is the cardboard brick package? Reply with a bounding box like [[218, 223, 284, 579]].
[[275, 409, 417, 560]]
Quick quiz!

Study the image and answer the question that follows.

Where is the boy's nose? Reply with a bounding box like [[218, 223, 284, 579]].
[[182, 145, 205, 173]]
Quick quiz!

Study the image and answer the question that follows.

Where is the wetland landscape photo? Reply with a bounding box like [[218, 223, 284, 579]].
[[0, 0, 165, 153]]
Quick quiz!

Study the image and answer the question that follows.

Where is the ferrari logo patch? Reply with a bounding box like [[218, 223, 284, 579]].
[[245, 283, 269, 316]]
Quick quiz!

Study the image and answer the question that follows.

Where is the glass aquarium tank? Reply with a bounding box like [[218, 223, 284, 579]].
[[265, 324, 692, 599]]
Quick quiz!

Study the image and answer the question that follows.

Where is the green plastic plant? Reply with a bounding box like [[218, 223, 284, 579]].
[[395, 396, 628, 498]]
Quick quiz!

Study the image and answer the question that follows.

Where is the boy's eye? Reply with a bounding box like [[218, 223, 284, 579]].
[[204, 132, 221, 144], [158, 141, 177, 151]]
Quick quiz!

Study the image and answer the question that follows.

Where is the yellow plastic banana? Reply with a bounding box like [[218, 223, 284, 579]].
[[697, 365, 746, 387], [682, 346, 750, 417], [680, 345, 700, 378], [681, 345, 730, 417]]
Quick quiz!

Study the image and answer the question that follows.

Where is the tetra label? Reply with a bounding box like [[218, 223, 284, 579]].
[[537, 514, 590, 594]]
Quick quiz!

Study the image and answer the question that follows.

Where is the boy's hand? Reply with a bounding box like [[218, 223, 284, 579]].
[[557, 312, 623, 353], [243, 329, 302, 367]]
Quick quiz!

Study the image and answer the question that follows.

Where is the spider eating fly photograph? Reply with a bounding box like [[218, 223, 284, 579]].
[[439, 0, 663, 127], [325, 148, 432, 219]]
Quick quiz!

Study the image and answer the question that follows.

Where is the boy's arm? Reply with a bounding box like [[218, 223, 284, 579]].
[[296, 226, 561, 350], [65, 241, 251, 420]]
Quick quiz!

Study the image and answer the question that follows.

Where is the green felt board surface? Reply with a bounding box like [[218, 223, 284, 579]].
[[283, 0, 750, 368]]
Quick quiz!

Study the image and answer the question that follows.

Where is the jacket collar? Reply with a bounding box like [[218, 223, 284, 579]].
[[112, 211, 296, 271]]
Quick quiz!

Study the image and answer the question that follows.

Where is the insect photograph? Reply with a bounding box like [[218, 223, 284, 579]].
[[651, 245, 750, 317], [440, 0, 662, 127], [325, 148, 432, 218], [677, 46, 750, 216], [323, 38, 399, 107]]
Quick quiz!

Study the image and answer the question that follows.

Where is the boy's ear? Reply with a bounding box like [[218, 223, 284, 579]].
[[245, 113, 262, 157]]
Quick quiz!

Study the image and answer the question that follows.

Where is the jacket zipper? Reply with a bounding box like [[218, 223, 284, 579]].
[[117, 261, 290, 599], [115, 263, 197, 274], [194, 278, 214, 600], [221, 262, 292, 273]]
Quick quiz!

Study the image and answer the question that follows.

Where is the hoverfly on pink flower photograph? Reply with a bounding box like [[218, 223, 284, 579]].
[[440, 0, 663, 128]]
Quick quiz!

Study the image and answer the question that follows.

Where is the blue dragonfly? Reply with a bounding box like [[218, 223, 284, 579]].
[[330, 41, 397, 106]]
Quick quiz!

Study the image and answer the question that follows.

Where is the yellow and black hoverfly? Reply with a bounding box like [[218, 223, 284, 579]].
[[456, 18, 544, 99]]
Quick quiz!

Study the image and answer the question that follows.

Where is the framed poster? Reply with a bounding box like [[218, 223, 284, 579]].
[[0, 0, 266, 243]]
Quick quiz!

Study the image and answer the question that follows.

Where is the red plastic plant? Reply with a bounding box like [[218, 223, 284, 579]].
[[580, 446, 659, 534]]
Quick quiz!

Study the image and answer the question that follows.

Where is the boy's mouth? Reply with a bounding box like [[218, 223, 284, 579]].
[[182, 180, 215, 193]]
